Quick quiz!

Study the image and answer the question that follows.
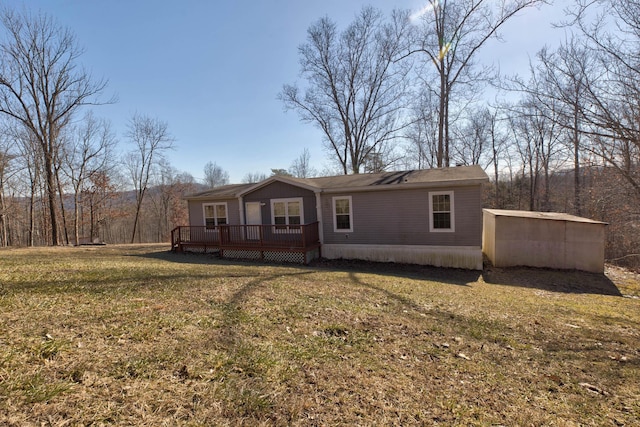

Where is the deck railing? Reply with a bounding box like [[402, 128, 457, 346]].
[[171, 222, 320, 251]]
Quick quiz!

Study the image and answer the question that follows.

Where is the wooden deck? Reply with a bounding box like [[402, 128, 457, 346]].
[[171, 223, 321, 264]]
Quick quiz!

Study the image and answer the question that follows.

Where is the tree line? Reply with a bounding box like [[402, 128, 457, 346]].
[[0, 8, 197, 247], [0, 2, 638, 269]]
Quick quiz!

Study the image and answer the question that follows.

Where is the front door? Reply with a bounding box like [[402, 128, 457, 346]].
[[245, 202, 262, 240]]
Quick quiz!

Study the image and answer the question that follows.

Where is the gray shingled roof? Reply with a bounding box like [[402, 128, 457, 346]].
[[288, 165, 487, 190], [184, 183, 254, 200], [185, 165, 488, 200]]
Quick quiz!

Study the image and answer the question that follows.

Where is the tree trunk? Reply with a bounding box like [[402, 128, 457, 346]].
[[44, 153, 59, 246], [543, 163, 550, 211], [444, 91, 450, 167], [56, 168, 70, 245], [131, 188, 145, 244], [89, 197, 95, 242], [493, 146, 500, 207], [0, 181, 6, 247], [573, 107, 581, 216], [29, 188, 35, 247], [74, 190, 81, 245], [437, 69, 446, 167], [131, 204, 140, 244]]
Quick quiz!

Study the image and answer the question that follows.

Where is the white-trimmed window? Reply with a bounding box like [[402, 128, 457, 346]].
[[203, 203, 228, 229], [429, 191, 455, 232], [333, 196, 353, 232], [271, 198, 303, 232]]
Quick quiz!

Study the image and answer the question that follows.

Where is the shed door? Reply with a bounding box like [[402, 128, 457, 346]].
[[245, 202, 262, 240]]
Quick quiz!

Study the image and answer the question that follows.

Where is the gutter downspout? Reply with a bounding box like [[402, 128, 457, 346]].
[[315, 192, 324, 244]]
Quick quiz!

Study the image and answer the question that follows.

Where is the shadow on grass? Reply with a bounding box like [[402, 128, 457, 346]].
[[130, 249, 222, 265], [482, 265, 623, 296], [136, 250, 624, 296], [139, 250, 481, 286], [309, 258, 480, 287]]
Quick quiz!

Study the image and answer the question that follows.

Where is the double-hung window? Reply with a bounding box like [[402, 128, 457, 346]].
[[333, 196, 353, 232], [429, 191, 455, 232], [204, 203, 227, 230], [271, 198, 303, 232]]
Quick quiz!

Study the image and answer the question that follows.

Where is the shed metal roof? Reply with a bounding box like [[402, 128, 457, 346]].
[[483, 209, 608, 225]]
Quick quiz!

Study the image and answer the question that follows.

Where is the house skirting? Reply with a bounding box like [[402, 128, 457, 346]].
[[321, 244, 483, 270], [220, 247, 320, 265]]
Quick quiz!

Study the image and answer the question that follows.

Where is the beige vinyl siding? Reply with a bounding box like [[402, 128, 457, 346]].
[[321, 185, 482, 247], [188, 199, 241, 226], [243, 181, 317, 224]]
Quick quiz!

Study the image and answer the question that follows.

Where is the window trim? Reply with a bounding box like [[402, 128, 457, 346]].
[[332, 196, 353, 233], [270, 197, 304, 233], [428, 191, 455, 233], [203, 202, 228, 230]]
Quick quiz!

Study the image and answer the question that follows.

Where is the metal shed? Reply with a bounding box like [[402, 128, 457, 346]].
[[482, 209, 607, 273]]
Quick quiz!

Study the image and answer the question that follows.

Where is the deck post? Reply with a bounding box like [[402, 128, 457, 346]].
[[302, 225, 307, 249]]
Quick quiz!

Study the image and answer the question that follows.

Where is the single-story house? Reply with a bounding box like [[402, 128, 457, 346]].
[[482, 209, 607, 273], [172, 165, 489, 270]]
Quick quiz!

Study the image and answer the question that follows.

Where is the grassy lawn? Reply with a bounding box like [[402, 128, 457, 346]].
[[0, 244, 639, 426]]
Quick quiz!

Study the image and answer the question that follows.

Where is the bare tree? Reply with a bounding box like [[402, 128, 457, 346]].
[[507, 36, 598, 215], [404, 90, 441, 169], [0, 9, 109, 245], [508, 95, 563, 211], [62, 112, 115, 245], [408, 0, 548, 167], [203, 161, 229, 188], [0, 132, 15, 246], [10, 126, 45, 246], [451, 107, 492, 167], [83, 170, 116, 243], [241, 172, 268, 183], [566, 0, 640, 199], [535, 42, 592, 214], [125, 113, 174, 244], [485, 107, 509, 207], [289, 148, 317, 178], [280, 7, 412, 174], [130, 161, 195, 244]]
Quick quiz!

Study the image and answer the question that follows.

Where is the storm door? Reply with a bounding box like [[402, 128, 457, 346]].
[[245, 202, 262, 240]]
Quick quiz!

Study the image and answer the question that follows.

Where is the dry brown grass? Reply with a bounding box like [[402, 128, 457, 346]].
[[0, 244, 638, 426]]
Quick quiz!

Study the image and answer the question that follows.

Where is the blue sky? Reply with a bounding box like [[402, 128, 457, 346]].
[[7, 0, 568, 183]]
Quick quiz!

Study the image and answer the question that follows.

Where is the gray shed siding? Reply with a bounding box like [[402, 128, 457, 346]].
[[188, 198, 241, 226], [320, 185, 482, 246], [243, 181, 317, 224]]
